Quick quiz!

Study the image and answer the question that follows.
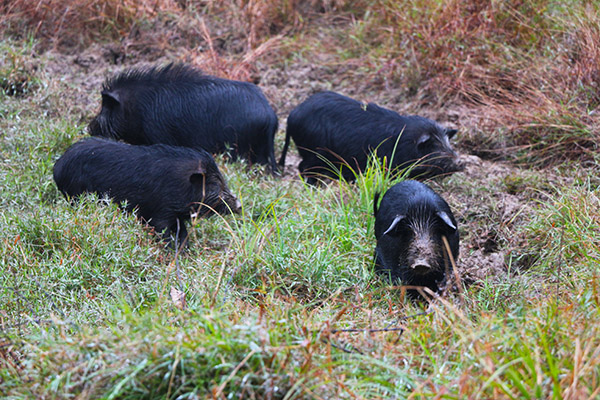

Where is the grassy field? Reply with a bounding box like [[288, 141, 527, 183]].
[[1, 0, 599, 398]]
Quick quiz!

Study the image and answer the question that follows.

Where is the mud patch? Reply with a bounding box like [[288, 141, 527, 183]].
[[461, 249, 507, 284]]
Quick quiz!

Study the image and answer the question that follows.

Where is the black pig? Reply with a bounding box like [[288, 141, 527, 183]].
[[280, 91, 462, 184], [88, 63, 279, 173], [53, 137, 240, 246], [374, 180, 459, 296]]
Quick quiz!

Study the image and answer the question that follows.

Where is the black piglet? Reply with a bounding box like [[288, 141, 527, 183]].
[[89, 63, 279, 173], [374, 180, 459, 296], [53, 137, 240, 246]]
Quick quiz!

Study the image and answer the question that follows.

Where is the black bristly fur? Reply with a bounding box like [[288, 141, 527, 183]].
[[53, 137, 239, 247], [88, 63, 279, 174], [374, 180, 460, 297], [280, 91, 462, 184]]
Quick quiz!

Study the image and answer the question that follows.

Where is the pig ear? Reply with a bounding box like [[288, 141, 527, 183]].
[[417, 134, 432, 146], [101, 90, 120, 108], [445, 129, 458, 139], [383, 215, 406, 236], [437, 211, 457, 231], [189, 172, 205, 186], [373, 192, 381, 216], [189, 164, 207, 186]]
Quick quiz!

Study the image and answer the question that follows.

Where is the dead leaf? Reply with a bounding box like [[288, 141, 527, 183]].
[[170, 286, 186, 310]]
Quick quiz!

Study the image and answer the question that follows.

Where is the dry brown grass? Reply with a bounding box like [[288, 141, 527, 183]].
[[2, 0, 597, 164], [565, 11, 600, 108], [1, 0, 180, 48], [0, 0, 364, 50], [237, 0, 367, 46], [180, 17, 284, 82], [1, 0, 366, 81], [178, 0, 367, 80], [478, 88, 599, 166], [356, 0, 600, 166], [457, 11, 600, 166], [355, 0, 551, 102]]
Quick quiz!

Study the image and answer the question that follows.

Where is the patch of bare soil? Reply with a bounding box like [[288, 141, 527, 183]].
[[39, 44, 177, 122], [434, 154, 545, 287]]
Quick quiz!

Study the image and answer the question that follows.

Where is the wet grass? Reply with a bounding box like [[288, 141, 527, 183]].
[[1, 2, 600, 398]]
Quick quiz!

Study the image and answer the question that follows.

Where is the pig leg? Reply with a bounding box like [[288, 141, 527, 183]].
[[153, 218, 188, 249], [166, 219, 188, 250], [299, 154, 330, 185]]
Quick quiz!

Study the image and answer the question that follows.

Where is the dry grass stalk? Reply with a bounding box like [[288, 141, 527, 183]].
[[1, 0, 179, 47], [183, 16, 282, 81]]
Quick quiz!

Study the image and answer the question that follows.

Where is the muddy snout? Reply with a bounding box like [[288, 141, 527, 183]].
[[217, 193, 242, 215], [453, 154, 466, 172], [452, 154, 469, 172]]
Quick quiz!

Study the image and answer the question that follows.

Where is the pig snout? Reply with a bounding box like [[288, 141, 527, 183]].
[[406, 229, 438, 275], [453, 153, 466, 172], [231, 197, 242, 214], [410, 260, 432, 274]]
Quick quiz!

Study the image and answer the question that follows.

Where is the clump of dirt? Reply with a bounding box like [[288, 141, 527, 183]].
[[430, 154, 542, 287]]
